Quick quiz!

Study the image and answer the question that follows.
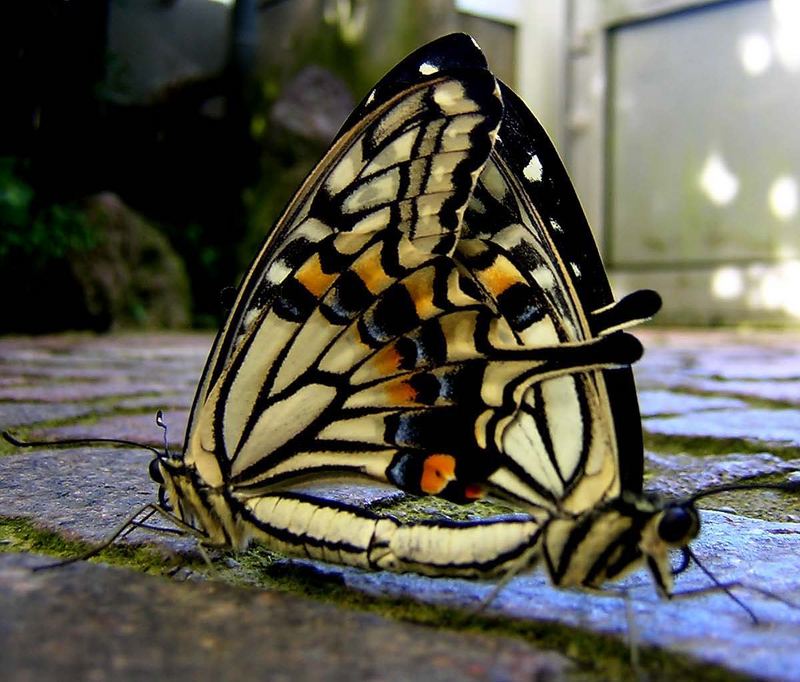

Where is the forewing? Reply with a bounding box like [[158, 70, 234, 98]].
[[183, 34, 504, 477]]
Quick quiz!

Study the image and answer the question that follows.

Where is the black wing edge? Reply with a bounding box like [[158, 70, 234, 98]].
[[495, 80, 653, 493], [334, 33, 490, 139]]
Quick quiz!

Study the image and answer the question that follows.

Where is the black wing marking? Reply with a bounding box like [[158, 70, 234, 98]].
[[183, 34, 504, 473]]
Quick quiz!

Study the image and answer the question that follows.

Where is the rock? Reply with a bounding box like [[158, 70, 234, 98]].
[[270, 66, 355, 145], [70, 193, 192, 330]]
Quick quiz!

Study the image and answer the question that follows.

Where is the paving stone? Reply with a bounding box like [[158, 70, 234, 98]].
[[638, 390, 747, 417], [644, 451, 800, 502], [319, 511, 800, 682], [2, 443, 799, 680], [636, 373, 800, 405], [0, 553, 569, 682], [30, 411, 191, 451], [0, 401, 101, 428], [3, 331, 800, 680], [0, 448, 172, 547], [0, 380, 176, 403], [644, 407, 800, 447]]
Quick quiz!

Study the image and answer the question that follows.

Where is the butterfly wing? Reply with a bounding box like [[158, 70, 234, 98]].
[[452, 81, 660, 514], [182, 33, 506, 489], [182, 35, 656, 523]]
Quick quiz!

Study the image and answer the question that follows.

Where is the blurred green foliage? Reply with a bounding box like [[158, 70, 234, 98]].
[[0, 158, 98, 263]]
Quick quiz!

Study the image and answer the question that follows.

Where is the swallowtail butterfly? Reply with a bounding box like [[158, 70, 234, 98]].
[[146, 32, 680, 592], [16, 34, 795, 609]]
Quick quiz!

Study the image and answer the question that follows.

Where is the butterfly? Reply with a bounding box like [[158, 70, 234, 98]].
[[144, 31, 679, 589], [8, 34, 794, 612]]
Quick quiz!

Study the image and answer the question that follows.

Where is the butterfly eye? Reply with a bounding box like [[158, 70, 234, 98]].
[[148, 457, 164, 484], [658, 505, 696, 544]]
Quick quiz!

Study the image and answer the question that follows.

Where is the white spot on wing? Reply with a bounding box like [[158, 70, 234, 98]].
[[366, 89, 376, 105], [570, 262, 581, 278], [549, 218, 563, 233], [523, 154, 543, 182], [419, 62, 439, 75], [532, 267, 556, 289]]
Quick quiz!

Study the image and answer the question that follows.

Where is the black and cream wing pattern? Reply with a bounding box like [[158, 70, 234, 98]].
[[173, 33, 660, 567]]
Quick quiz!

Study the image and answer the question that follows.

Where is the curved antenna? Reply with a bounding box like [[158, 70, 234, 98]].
[[2, 430, 162, 458], [688, 477, 800, 503], [155, 410, 170, 458], [683, 546, 758, 623], [32, 504, 160, 571]]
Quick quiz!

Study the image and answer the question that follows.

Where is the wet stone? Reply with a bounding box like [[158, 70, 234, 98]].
[[0, 379, 177, 403], [0, 553, 570, 682], [3, 331, 800, 680], [644, 407, 800, 447], [30, 411, 191, 451], [0, 401, 101, 428], [644, 451, 800, 502], [638, 390, 747, 417]]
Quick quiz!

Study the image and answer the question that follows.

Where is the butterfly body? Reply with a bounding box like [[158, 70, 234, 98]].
[[153, 33, 682, 595]]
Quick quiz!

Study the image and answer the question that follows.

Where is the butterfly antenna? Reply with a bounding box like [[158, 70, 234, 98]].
[[683, 546, 759, 624], [155, 410, 170, 458], [32, 504, 161, 571], [688, 476, 800, 503], [2, 430, 162, 457]]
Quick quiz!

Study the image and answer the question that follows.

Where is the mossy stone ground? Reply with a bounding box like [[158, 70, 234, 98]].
[[1, 331, 799, 681]]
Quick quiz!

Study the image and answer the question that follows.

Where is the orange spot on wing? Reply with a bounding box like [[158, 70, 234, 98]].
[[296, 256, 335, 298], [464, 484, 486, 500], [404, 268, 437, 316], [480, 257, 523, 296], [372, 345, 402, 375], [352, 251, 390, 294], [420, 453, 457, 494], [385, 377, 418, 405]]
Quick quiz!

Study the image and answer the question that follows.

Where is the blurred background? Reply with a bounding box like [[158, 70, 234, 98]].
[[1, 0, 798, 333]]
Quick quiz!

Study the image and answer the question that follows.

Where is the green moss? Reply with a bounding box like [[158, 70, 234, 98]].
[[644, 431, 799, 460], [0, 516, 193, 574], [367, 492, 520, 523]]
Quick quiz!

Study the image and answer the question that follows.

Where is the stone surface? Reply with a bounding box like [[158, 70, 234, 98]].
[[2, 331, 800, 680], [0, 553, 569, 682], [645, 407, 800, 447], [638, 389, 747, 417]]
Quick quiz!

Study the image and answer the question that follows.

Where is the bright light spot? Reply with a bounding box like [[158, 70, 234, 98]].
[[699, 153, 739, 206], [772, 0, 800, 27], [768, 175, 799, 220], [739, 34, 772, 75], [772, 0, 800, 70], [711, 266, 744, 299], [759, 270, 784, 309], [746, 261, 800, 318], [419, 62, 439, 75], [781, 263, 800, 316]]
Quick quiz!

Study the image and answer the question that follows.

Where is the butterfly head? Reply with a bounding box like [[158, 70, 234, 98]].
[[636, 497, 702, 597]]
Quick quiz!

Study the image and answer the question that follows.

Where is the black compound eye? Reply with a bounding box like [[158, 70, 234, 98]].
[[658, 505, 695, 543], [149, 457, 164, 484]]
